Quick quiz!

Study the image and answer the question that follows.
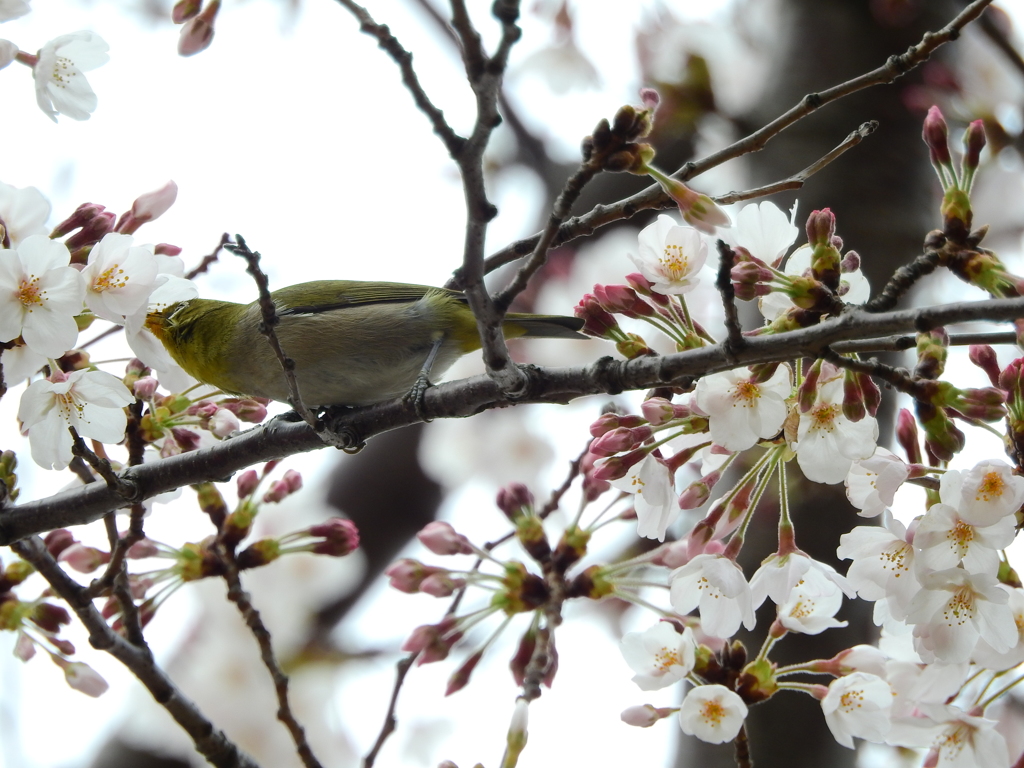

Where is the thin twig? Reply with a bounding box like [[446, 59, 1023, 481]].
[[716, 241, 745, 359], [185, 232, 231, 280], [363, 655, 415, 768], [714, 121, 878, 206], [9, 293, 1024, 541], [479, 1, 993, 276], [335, 0, 465, 156], [10, 536, 260, 768], [863, 250, 943, 312], [494, 159, 602, 312], [225, 236, 318, 430], [69, 428, 134, 496], [218, 543, 324, 768], [832, 330, 1018, 353]]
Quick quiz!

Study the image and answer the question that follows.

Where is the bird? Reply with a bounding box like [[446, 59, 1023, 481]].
[[145, 279, 586, 408]]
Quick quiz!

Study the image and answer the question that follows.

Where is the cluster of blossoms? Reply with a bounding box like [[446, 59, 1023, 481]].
[[0, 457, 359, 693], [0, 179, 267, 469], [383, 104, 1024, 765]]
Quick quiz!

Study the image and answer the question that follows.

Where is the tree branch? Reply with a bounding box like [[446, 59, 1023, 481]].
[[478, 0, 993, 276], [5, 293, 1024, 543]]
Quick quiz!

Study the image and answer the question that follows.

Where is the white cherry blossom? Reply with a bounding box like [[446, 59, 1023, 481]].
[[620, 621, 696, 691], [940, 461, 1024, 528], [609, 453, 678, 541], [887, 704, 1010, 768], [821, 672, 893, 748], [907, 568, 1017, 664], [670, 553, 755, 638], [678, 684, 748, 744], [838, 513, 920, 620], [694, 364, 791, 451], [845, 448, 909, 517], [971, 586, 1024, 671], [18, 369, 134, 470], [794, 376, 878, 484], [0, 181, 51, 245], [629, 214, 707, 295], [777, 566, 848, 635], [33, 31, 110, 122], [913, 502, 1015, 575], [126, 274, 199, 392], [723, 200, 798, 266], [0, 235, 85, 357], [750, 551, 853, 609], [0, 0, 31, 22], [82, 233, 160, 322]]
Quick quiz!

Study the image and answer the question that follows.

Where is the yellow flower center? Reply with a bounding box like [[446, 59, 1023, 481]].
[[699, 699, 726, 726], [92, 265, 129, 293], [810, 403, 838, 431], [839, 688, 865, 713], [976, 471, 1006, 502], [654, 646, 682, 673], [946, 519, 974, 559], [942, 586, 977, 627], [878, 542, 912, 578], [660, 244, 690, 279], [732, 380, 761, 406], [17, 275, 45, 311]]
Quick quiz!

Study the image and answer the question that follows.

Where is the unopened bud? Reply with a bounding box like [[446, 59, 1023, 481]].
[[51, 203, 107, 238], [805, 209, 836, 248], [969, 345, 1001, 387], [236, 469, 259, 499], [962, 119, 986, 172], [178, 0, 219, 56], [43, 529, 76, 559], [678, 471, 720, 510], [896, 408, 922, 465], [621, 704, 675, 727], [446, 649, 484, 696], [923, 105, 952, 166], [417, 521, 473, 556], [172, 0, 201, 23], [116, 181, 178, 234], [308, 518, 360, 556], [496, 483, 535, 520], [840, 250, 860, 273]]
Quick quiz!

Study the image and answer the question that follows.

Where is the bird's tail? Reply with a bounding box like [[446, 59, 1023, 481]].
[[503, 313, 587, 340]]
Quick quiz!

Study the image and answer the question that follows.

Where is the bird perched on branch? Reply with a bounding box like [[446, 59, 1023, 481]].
[[145, 280, 586, 408]]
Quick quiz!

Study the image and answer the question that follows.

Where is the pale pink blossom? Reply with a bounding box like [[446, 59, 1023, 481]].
[[907, 569, 1017, 664], [82, 233, 160, 322], [620, 621, 696, 691], [670, 554, 755, 638], [33, 31, 109, 122], [694, 364, 791, 451], [777, 566, 849, 635], [940, 461, 1024, 527], [629, 215, 707, 295], [750, 551, 853, 609], [723, 200, 799, 266], [887, 704, 1010, 768], [678, 684, 747, 744], [838, 514, 920, 620], [794, 376, 878, 484], [971, 586, 1024, 671], [845, 448, 909, 517], [609, 453, 677, 541], [821, 672, 893, 748], [0, 235, 84, 357], [0, 181, 51, 245], [913, 502, 1014, 575]]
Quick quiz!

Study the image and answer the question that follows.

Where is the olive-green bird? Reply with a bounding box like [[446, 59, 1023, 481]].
[[145, 280, 586, 407]]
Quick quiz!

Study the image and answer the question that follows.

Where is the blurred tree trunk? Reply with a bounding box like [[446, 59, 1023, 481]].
[[674, 1, 955, 766]]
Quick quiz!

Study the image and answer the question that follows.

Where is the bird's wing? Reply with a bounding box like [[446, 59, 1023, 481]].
[[271, 280, 466, 315]]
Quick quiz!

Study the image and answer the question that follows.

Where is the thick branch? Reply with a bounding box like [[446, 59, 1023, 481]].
[[4, 294, 1024, 543]]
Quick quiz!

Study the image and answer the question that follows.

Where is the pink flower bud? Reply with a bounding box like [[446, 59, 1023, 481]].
[[172, 0, 201, 23], [282, 469, 302, 493], [805, 209, 836, 248], [962, 119, 986, 171], [171, 427, 201, 452], [591, 449, 646, 481], [221, 398, 269, 423], [654, 175, 730, 235], [308, 518, 359, 556], [58, 544, 110, 574], [621, 704, 671, 728], [154, 243, 182, 256], [401, 618, 461, 664], [445, 649, 484, 696], [580, 451, 611, 502], [51, 203, 107, 238], [116, 181, 178, 234], [678, 471, 720, 510], [593, 283, 641, 314], [923, 105, 952, 166], [44, 529, 76, 559], [236, 469, 259, 498], [132, 376, 159, 400], [420, 572, 465, 598], [60, 660, 109, 698], [840, 250, 861, 273], [641, 397, 690, 426], [64, 211, 115, 250], [126, 539, 160, 559], [496, 483, 534, 519], [384, 558, 442, 593], [417, 521, 473, 556], [13, 632, 35, 662], [639, 87, 660, 111], [969, 345, 1001, 387], [896, 408, 922, 464], [574, 295, 621, 338], [178, 0, 219, 56]]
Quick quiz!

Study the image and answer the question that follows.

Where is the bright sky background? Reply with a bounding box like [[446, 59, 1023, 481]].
[[0, 1, 1023, 767]]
